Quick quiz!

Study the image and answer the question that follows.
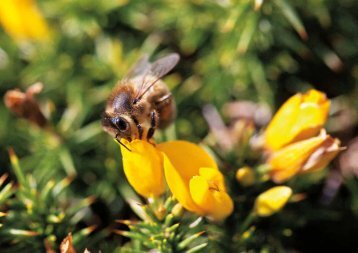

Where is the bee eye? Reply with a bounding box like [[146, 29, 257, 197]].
[[113, 117, 129, 132]]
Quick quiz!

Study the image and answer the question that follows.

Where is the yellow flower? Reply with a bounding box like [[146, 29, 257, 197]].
[[120, 139, 233, 221], [268, 130, 341, 183], [157, 141, 233, 221], [120, 139, 165, 198], [235, 166, 255, 187], [0, 0, 50, 41], [264, 89, 330, 151], [254, 186, 292, 217]]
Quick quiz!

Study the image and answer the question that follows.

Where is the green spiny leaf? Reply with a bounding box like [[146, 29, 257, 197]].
[[274, 0, 307, 39]]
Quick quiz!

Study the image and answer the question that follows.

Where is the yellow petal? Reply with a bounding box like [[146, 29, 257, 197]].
[[264, 93, 302, 150], [189, 176, 214, 213], [304, 89, 330, 105], [162, 154, 203, 214], [189, 175, 233, 221], [21, 0, 50, 40], [289, 90, 330, 143], [158, 141, 218, 180], [198, 167, 226, 191], [120, 139, 165, 198], [255, 186, 292, 217], [264, 89, 330, 151], [208, 190, 233, 221], [268, 131, 327, 183], [0, 0, 50, 41], [158, 141, 218, 214], [0, 0, 25, 40]]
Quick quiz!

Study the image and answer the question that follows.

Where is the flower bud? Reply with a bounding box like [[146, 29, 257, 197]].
[[254, 186, 292, 217], [4, 83, 47, 128], [236, 167, 255, 187], [171, 203, 184, 217]]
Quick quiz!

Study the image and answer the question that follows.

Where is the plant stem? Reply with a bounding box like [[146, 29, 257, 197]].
[[239, 211, 256, 234]]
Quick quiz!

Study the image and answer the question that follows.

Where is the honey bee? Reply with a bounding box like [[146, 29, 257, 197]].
[[102, 53, 179, 149]]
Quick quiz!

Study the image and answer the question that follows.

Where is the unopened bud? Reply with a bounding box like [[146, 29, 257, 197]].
[[254, 186, 292, 217], [236, 166, 255, 187], [171, 203, 184, 217]]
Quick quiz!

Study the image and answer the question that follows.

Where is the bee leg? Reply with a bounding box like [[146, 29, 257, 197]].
[[147, 111, 157, 141], [137, 124, 143, 140], [132, 116, 143, 139]]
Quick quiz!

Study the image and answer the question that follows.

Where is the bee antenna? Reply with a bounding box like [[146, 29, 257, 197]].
[[115, 134, 132, 152]]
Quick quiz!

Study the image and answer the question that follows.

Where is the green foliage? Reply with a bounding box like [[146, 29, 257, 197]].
[[0, 150, 96, 252], [117, 197, 207, 253]]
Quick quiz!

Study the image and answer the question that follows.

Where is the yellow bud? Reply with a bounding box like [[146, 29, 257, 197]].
[[154, 205, 167, 221], [236, 167, 255, 187], [171, 203, 184, 217], [254, 186, 292, 217], [264, 89, 330, 151]]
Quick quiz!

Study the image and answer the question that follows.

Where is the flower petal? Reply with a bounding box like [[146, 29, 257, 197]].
[[264, 93, 302, 150], [120, 139, 165, 198], [289, 90, 330, 143], [162, 153, 203, 213], [158, 141, 218, 180], [189, 176, 214, 213], [0, 0, 50, 41], [301, 136, 341, 173], [264, 89, 330, 151], [189, 175, 233, 221], [268, 131, 327, 183], [158, 141, 218, 213], [198, 167, 226, 191], [208, 190, 234, 221]]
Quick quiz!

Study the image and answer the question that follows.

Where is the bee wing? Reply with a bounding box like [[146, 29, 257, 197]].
[[124, 54, 151, 79], [135, 53, 180, 101], [149, 53, 180, 79]]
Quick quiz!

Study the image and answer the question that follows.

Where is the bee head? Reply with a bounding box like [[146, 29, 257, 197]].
[[102, 113, 132, 141]]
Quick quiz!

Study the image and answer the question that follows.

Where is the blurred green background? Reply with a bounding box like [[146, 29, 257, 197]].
[[0, 0, 357, 252]]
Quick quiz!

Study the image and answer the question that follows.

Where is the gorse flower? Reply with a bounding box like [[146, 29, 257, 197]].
[[263, 89, 341, 183], [120, 139, 234, 221], [268, 130, 341, 183], [264, 89, 330, 151], [158, 141, 234, 221], [254, 186, 292, 217], [0, 0, 50, 41]]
